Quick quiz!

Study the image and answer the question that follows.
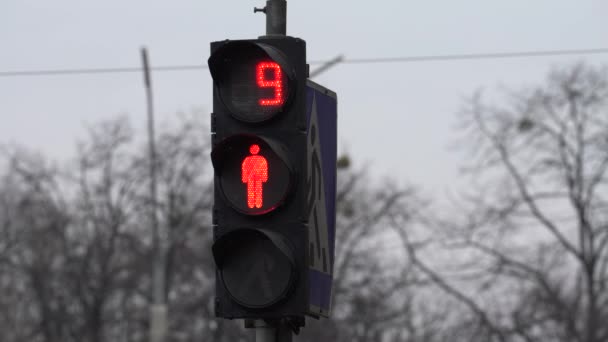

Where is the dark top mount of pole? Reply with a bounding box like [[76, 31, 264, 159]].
[[254, 0, 287, 36]]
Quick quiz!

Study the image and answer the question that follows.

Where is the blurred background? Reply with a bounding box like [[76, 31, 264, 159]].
[[1, 1, 607, 341]]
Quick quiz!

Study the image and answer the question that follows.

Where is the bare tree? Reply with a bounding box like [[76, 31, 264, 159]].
[[0, 113, 221, 342], [0, 112, 450, 342], [0, 148, 74, 342], [400, 63, 608, 342], [150, 113, 238, 342], [300, 160, 446, 342]]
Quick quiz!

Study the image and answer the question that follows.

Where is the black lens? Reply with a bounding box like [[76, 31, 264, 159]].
[[220, 230, 294, 308]]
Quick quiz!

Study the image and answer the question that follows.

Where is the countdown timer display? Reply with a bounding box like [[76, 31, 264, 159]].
[[217, 54, 292, 122]]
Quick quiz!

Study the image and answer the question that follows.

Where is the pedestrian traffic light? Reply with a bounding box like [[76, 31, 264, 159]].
[[208, 36, 337, 326], [211, 135, 292, 215]]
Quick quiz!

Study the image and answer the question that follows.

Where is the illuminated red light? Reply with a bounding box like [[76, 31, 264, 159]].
[[242, 144, 268, 208], [256, 62, 284, 107]]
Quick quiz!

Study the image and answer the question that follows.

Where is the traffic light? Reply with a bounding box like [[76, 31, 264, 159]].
[[208, 36, 337, 324]]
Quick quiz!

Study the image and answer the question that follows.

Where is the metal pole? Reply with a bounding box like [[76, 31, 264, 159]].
[[265, 0, 286, 35], [252, 320, 293, 342], [310, 55, 345, 78], [256, 324, 276, 342], [141, 47, 167, 342], [252, 2, 294, 341], [255, 0, 287, 36]]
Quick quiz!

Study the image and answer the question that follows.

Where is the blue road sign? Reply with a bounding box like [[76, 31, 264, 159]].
[[305, 80, 337, 318]]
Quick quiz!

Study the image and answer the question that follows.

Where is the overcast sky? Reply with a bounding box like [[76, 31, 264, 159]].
[[1, 0, 607, 195]]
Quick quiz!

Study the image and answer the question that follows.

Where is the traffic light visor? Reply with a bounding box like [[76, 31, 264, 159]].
[[208, 41, 295, 122]]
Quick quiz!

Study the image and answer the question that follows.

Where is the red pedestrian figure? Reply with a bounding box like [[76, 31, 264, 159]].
[[242, 144, 268, 209]]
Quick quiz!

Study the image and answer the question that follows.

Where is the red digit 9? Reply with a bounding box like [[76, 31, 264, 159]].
[[256, 62, 284, 106]]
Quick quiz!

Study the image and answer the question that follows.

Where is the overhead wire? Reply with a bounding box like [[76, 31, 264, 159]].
[[1, 47, 607, 78], [333, 48, 608, 64]]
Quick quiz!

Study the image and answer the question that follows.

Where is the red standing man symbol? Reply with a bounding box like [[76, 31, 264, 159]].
[[242, 144, 268, 209]]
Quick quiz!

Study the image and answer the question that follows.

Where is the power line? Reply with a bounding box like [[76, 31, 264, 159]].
[[336, 48, 608, 64], [1, 47, 607, 78], [0, 64, 207, 77]]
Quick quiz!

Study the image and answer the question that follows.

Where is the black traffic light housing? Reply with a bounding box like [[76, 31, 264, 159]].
[[209, 35, 336, 325]]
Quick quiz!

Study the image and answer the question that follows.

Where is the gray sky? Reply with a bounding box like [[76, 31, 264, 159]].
[[1, 0, 607, 195]]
